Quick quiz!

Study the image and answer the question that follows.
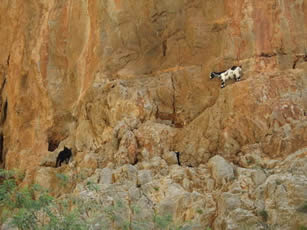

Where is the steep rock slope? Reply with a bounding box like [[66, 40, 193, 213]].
[[0, 0, 306, 171], [0, 0, 306, 229]]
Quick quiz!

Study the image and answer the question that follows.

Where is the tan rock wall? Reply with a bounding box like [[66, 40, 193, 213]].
[[0, 0, 306, 172]]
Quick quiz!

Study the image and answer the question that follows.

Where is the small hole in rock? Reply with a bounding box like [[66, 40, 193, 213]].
[[132, 158, 138, 166]]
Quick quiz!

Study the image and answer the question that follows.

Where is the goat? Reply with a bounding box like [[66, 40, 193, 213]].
[[210, 66, 242, 88], [56, 146, 72, 167]]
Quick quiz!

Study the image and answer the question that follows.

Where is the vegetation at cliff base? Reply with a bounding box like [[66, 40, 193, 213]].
[[0, 169, 193, 230]]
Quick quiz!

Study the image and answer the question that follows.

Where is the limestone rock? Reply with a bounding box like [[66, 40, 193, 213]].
[[208, 155, 234, 186], [96, 168, 113, 185], [134, 121, 176, 161], [59, 148, 307, 229], [33, 167, 56, 192], [113, 164, 138, 186], [137, 170, 153, 186], [0, 0, 305, 174], [0, 1, 306, 230], [75, 152, 98, 170], [75, 120, 97, 152], [162, 151, 178, 166], [137, 156, 169, 176], [175, 70, 307, 165], [114, 130, 137, 165]]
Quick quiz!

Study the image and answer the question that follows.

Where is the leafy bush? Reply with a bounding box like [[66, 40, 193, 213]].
[[0, 169, 88, 230], [56, 173, 70, 187], [259, 209, 268, 222], [153, 214, 173, 229], [297, 202, 307, 214], [0, 169, 192, 230], [86, 180, 100, 192]]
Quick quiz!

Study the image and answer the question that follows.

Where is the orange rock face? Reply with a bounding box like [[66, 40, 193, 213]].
[[175, 69, 306, 165], [0, 0, 306, 173]]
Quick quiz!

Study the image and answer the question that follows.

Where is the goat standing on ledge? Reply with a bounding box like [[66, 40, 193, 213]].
[[56, 146, 72, 167], [210, 66, 242, 88]]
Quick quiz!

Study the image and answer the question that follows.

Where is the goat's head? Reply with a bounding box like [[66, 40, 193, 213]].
[[210, 72, 219, 79]]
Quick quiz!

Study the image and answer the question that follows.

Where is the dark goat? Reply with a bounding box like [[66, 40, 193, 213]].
[[56, 146, 72, 167]]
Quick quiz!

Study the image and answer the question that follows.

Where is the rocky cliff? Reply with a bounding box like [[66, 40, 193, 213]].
[[0, 0, 306, 229]]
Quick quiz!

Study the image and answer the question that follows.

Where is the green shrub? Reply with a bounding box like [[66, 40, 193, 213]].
[[0, 169, 193, 230], [86, 180, 100, 192], [56, 173, 70, 187], [0, 169, 88, 230], [196, 209, 203, 214], [259, 209, 268, 222], [297, 202, 307, 213], [154, 214, 173, 229]]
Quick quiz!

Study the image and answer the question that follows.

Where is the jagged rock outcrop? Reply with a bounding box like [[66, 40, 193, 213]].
[[0, 0, 306, 229], [33, 148, 307, 229]]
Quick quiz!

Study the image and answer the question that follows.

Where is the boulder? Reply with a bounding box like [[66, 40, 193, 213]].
[[208, 155, 234, 186]]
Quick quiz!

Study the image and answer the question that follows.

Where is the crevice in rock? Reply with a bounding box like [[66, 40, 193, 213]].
[[260, 52, 277, 58], [162, 40, 167, 56], [210, 195, 219, 228], [154, 74, 182, 127], [292, 58, 298, 69], [175, 151, 181, 166], [0, 133, 3, 164], [155, 109, 176, 125], [181, 102, 214, 128], [170, 74, 177, 125], [211, 22, 228, 32], [151, 11, 167, 23], [1, 99, 8, 124], [6, 54, 10, 66], [292, 54, 307, 69], [20, 73, 28, 89], [292, 56, 301, 69], [132, 157, 138, 166], [0, 78, 6, 94], [140, 188, 154, 206]]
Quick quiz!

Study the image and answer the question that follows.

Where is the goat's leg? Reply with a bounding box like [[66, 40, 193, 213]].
[[235, 74, 241, 81], [221, 80, 225, 88]]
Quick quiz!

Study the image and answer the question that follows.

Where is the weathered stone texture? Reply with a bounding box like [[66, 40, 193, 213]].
[[0, 0, 306, 229], [0, 0, 306, 171]]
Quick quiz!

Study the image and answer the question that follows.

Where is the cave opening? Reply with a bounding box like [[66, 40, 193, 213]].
[[48, 138, 60, 152]]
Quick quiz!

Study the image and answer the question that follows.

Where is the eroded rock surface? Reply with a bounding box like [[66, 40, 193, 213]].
[[0, 0, 306, 229], [49, 148, 306, 229]]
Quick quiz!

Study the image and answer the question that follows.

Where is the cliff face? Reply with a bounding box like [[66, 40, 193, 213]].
[[0, 0, 305, 170], [0, 0, 306, 228]]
